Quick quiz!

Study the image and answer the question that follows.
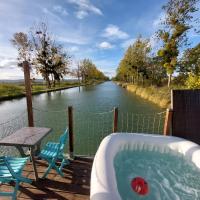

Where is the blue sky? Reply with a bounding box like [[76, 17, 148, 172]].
[[0, 0, 199, 80]]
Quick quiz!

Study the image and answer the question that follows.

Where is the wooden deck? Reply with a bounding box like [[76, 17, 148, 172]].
[[1, 157, 93, 200]]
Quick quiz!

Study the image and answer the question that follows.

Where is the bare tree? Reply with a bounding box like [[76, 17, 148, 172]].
[[30, 22, 71, 88], [11, 32, 32, 69], [30, 22, 52, 87]]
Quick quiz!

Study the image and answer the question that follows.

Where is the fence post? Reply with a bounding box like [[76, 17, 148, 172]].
[[23, 61, 34, 127], [163, 108, 173, 136], [68, 106, 74, 159], [113, 107, 118, 133]]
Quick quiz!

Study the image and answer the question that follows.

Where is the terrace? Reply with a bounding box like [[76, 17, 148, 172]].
[[1, 157, 92, 200]]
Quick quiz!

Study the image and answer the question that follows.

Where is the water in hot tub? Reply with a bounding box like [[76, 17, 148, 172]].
[[114, 148, 200, 200]]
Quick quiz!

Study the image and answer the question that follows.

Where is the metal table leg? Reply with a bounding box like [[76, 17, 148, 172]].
[[15, 146, 27, 157], [30, 147, 39, 181]]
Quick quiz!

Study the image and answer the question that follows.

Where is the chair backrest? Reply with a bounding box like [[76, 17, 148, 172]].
[[59, 128, 68, 152], [0, 156, 7, 178], [0, 156, 15, 179]]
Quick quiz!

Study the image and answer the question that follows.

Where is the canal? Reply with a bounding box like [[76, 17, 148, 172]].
[[0, 82, 164, 156]]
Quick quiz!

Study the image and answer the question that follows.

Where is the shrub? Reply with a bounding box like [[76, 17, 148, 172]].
[[185, 74, 200, 89]]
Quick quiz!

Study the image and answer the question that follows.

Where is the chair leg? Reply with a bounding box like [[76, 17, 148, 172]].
[[59, 158, 69, 172], [42, 157, 70, 178], [12, 180, 19, 200], [42, 161, 55, 179], [54, 164, 64, 177]]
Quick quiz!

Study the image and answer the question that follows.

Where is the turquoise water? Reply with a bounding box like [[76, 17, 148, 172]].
[[114, 149, 200, 200]]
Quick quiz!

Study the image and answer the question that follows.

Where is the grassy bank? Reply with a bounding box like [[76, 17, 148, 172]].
[[0, 80, 103, 101], [117, 82, 171, 108]]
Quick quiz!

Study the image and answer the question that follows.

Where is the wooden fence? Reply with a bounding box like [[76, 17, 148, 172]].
[[170, 90, 200, 145]]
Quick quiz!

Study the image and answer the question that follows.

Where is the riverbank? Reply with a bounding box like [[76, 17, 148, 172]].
[[116, 82, 171, 108], [0, 80, 103, 101]]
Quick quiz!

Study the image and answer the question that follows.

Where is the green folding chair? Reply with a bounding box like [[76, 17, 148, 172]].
[[39, 129, 69, 178], [0, 156, 32, 200]]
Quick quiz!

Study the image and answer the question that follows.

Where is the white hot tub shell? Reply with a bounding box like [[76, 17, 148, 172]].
[[90, 133, 200, 200]]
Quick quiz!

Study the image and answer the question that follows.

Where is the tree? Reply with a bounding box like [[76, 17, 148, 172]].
[[70, 61, 82, 84], [11, 32, 32, 69], [116, 36, 151, 84], [147, 56, 167, 86], [79, 59, 108, 81], [50, 44, 71, 87], [180, 43, 200, 75], [30, 23, 53, 88], [185, 73, 200, 89], [30, 22, 71, 88], [157, 0, 199, 87]]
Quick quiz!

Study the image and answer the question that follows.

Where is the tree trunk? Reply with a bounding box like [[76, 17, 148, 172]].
[[46, 75, 51, 88], [168, 74, 172, 87], [51, 74, 55, 87]]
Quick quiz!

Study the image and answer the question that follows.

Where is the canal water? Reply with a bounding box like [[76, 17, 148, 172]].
[[0, 82, 164, 156]]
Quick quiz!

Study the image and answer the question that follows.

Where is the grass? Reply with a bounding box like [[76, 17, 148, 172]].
[[118, 82, 171, 108], [116, 81, 195, 108], [0, 83, 24, 97], [0, 80, 102, 101]]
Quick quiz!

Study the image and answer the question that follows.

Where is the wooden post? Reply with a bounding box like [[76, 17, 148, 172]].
[[163, 108, 173, 136], [23, 61, 34, 127], [113, 107, 118, 133], [68, 106, 74, 159]]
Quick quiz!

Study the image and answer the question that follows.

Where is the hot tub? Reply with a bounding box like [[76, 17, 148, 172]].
[[90, 133, 200, 200]]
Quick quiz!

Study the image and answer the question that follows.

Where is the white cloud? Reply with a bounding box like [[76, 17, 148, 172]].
[[102, 24, 129, 40], [0, 54, 22, 80], [57, 35, 89, 45], [98, 41, 114, 49], [76, 10, 88, 19], [42, 7, 63, 23], [0, 69, 23, 80], [69, 46, 80, 52], [121, 38, 136, 49], [0, 45, 17, 59], [0, 58, 17, 69], [67, 0, 103, 19], [53, 5, 68, 16]]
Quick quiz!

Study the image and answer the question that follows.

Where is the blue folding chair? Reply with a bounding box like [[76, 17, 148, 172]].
[[0, 156, 32, 200], [39, 129, 69, 178]]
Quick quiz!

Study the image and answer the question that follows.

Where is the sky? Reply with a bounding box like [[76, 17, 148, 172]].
[[0, 0, 200, 80]]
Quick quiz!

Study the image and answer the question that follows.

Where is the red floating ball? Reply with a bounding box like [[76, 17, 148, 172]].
[[131, 177, 149, 196]]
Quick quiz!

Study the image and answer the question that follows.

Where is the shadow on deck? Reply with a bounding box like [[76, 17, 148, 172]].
[[1, 157, 93, 200]]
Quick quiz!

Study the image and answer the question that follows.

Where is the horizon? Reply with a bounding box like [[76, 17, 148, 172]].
[[0, 0, 200, 80]]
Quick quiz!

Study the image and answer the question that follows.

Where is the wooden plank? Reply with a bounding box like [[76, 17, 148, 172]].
[[0, 127, 51, 147], [113, 107, 118, 132], [172, 89, 200, 144], [23, 61, 34, 127], [68, 106, 74, 158], [163, 108, 173, 136]]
